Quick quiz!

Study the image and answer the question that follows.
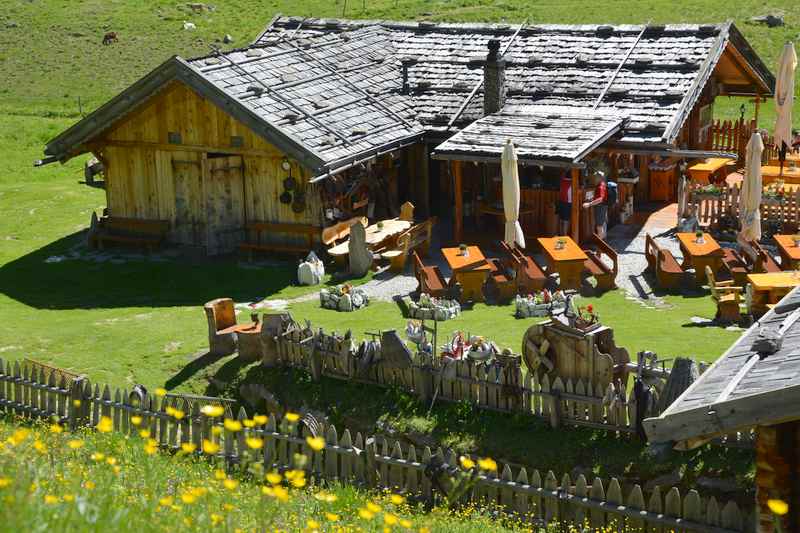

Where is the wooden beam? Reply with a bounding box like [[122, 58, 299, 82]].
[[453, 160, 463, 244], [90, 139, 280, 159], [570, 168, 580, 242]]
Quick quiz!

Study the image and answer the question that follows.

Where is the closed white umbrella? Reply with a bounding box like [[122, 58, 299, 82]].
[[501, 139, 525, 248], [739, 132, 765, 243], [774, 42, 797, 171]]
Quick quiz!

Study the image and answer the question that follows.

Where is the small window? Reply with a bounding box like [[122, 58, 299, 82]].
[[230, 135, 244, 148], [168, 131, 182, 145]]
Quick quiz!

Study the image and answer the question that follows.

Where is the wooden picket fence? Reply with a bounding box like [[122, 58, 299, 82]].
[[0, 356, 754, 532], [707, 118, 754, 166], [688, 181, 800, 230]]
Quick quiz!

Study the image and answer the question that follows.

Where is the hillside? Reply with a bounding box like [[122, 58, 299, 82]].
[[0, 0, 798, 126]]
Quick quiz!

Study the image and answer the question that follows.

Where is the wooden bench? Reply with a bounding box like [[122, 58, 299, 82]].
[[645, 233, 684, 289], [381, 217, 436, 272], [239, 222, 318, 260], [721, 248, 749, 286], [89, 213, 170, 253], [412, 251, 449, 298], [485, 257, 518, 303], [498, 241, 547, 294], [321, 217, 368, 264], [582, 233, 618, 292], [705, 266, 745, 322], [742, 240, 781, 274]]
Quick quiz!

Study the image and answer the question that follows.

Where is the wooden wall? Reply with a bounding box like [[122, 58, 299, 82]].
[[94, 81, 321, 252]]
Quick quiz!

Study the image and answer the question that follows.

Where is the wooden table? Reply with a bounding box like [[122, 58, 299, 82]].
[[687, 158, 734, 185], [327, 218, 412, 256], [537, 236, 588, 290], [773, 235, 800, 270], [219, 321, 263, 362], [760, 165, 800, 184], [768, 152, 800, 166], [747, 272, 800, 316], [442, 246, 493, 302], [676, 232, 724, 283]]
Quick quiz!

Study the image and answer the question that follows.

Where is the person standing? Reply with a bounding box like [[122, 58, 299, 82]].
[[558, 171, 572, 236], [582, 172, 608, 239]]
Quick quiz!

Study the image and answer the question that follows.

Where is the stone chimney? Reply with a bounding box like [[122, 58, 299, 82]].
[[483, 39, 506, 115]]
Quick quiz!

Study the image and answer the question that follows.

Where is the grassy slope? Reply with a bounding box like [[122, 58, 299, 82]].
[[0, 416, 528, 533]]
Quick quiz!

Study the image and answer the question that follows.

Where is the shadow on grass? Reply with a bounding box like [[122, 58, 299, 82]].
[[0, 231, 334, 310], [164, 351, 220, 390]]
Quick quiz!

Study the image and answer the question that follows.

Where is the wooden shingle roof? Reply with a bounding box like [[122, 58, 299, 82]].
[[432, 105, 626, 166], [645, 287, 800, 448]]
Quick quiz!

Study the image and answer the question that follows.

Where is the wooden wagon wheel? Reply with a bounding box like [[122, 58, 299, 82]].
[[521, 324, 554, 375]]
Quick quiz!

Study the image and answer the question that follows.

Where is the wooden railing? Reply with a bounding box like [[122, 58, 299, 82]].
[[687, 182, 800, 230], [707, 118, 754, 166], [0, 356, 754, 532]]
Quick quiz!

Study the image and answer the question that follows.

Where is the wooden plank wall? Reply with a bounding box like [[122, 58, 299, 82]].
[[0, 357, 753, 533], [95, 81, 322, 249]]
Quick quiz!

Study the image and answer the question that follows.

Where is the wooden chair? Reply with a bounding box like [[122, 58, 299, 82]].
[[582, 233, 618, 291], [380, 217, 436, 272], [705, 266, 745, 322], [399, 201, 415, 222], [498, 241, 547, 294], [742, 240, 781, 273], [412, 251, 449, 298], [721, 248, 749, 286], [484, 258, 518, 304], [644, 234, 684, 289], [203, 298, 237, 356]]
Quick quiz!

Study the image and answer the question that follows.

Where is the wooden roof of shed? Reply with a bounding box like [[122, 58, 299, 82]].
[[644, 287, 800, 448], [432, 105, 626, 166]]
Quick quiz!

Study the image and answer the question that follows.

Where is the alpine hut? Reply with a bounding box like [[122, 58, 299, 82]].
[[39, 17, 774, 254]]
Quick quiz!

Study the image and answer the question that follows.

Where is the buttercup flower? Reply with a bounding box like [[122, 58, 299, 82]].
[[201, 405, 224, 418], [306, 436, 325, 451], [768, 499, 789, 516]]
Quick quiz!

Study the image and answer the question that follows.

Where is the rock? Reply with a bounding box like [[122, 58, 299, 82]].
[[750, 14, 784, 27], [5, 22, 18, 29], [696, 476, 740, 493], [338, 293, 352, 312], [183, 21, 197, 31], [348, 222, 374, 278], [223, 33, 234, 44], [187, 2, 207, 12], [297, 251, 324, 286]]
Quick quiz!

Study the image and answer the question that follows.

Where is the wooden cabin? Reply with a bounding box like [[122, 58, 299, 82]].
[[645, 287, 800, 532], [40, 18, 774, 254]]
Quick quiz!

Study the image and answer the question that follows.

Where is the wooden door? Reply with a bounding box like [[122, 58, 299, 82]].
[[204, 155, 245, 255], [172, 151, 205, 246]]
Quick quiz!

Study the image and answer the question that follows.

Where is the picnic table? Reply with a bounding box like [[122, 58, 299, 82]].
[[327, 218, 412, 257], [676, 232, 724, 283], [773, 235, 800, 270], [761, 165, 800, 184], [747, 272, 800, 316], [441, 246, 493, 302], [687, 158, 734, 185], [537, 236, 587, 290]]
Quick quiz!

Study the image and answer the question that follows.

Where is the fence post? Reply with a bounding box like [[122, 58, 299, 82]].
[[365, 437, 378, 488], [68, 377, 87, 430]]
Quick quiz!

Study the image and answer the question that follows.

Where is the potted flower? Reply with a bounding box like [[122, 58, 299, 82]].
[[555, 238, 566, 250], [376, 221, 384, 231], [458, 243, 469, 256], [694, 230, 704, 244]]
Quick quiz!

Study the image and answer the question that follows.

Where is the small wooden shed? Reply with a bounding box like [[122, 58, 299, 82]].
[[645, 287, 800, 532]]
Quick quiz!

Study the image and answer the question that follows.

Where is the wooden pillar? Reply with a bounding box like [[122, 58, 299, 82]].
[[420, 144, 430, 218], [453, 160, 463, 244], [755, 423, 800, 533], [754, 94, 761, 127], [637, 155, 650, 204], [570, 167, 580, 242]]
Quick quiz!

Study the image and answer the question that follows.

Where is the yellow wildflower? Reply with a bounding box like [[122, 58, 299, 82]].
[[384, 513, 398, 526], [478, 457, 497, 472], [73, 399, 81, 407], [224, 419, 242, 432], [44, 495, 59, 505], [366, 502, 381, 513], [106, 457, 118, 466], [223, 503, 234, 511], [144, 442, 158, 455], [0, 478, 11, 489], [214, 469, 227, 480], [306, 436, 325, 451], [155, 388, 167, 397], [390, 494, 405, 505], [202, 439, 220, 455], [159, 496, 173, 507], [67, 439, 83, 450], [266, 472, 282, 485], [223, 478, 238, 490], [201, 405, 224, 418], [96, 416, 113, 433], [211, 513, 223, 526], [243, 419, 256, 428], [284, 412, 300, 423], [459, 456, 475, 470], [358, 508, 375, 520], [90, 452, 105, 462], [181, 442, 197, 453], [33, 440, 47, 453], [211, 427, 222, 436], [49, 424, 63, 434], [84, 480, 95, 490], [253, 415, 268, 425], [290, 476, 306, 488], [63, 494, 75, 502], [400, 519, 412, 528], [172, 409, 185, 420], [768, 499, 789, 516], [180, 492, 196, 504], [131, 416, 142, 426], [325, 512, 340, 522], [307, 519, 320, 530], [314, 491, 337, 503], [246, 437, 263, 450], [139, 429, 151, 439], [268, 485, 289, 502]]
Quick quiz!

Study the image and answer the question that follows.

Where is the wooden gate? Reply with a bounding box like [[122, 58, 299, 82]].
[[204, 155, 245, 255]]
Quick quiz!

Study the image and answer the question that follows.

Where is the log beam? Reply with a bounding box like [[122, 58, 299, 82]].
[[453, 160, 463, 243]]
